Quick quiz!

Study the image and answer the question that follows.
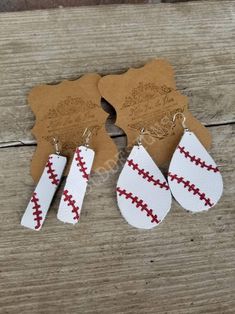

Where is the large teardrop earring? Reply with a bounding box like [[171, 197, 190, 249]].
[[168, 112, 223, 213], [116, 128, 172, 230]]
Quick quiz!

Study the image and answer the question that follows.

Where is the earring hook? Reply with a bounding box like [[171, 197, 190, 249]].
[[82, 128, 92, 147], [137, 128, 146, 146], [52, 137, 60, 155], [173, 112, 189, 132]]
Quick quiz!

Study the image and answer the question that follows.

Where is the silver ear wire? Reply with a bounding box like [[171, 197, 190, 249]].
[[52, 137, 60, 155], [173, 112, 189, 132], [82, 128, 92, 148], [137, 128, 146, 146]]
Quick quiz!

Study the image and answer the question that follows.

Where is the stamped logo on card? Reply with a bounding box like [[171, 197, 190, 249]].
[[28, 73, 118, 182], [98, 59, 212, 167]]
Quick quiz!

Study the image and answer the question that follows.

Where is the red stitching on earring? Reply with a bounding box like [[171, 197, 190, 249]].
[[178, 146, 219, 173], [127, 159, 169, 190], [168, 172, 214, 207], [117, 187, 160, 224], [31, 192, 42, 230], [63, 189, 80, 221], [75, 148, 89, 181], [45, 157, 60, 185]]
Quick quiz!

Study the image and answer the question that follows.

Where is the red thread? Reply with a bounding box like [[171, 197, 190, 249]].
[[127, 159, 169, 190], [117, 187, 160, 224], [31, 192, 42, 230], [63, 189, 80, 221], [178, 146, 219, 173], [46, 157, 60, 185], [168, 172, 214, 207], [75, 148, 89, 181]]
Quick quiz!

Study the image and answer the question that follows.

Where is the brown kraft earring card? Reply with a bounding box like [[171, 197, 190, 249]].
[[98, 59, 212, 167], [28, 73, 118, 183]]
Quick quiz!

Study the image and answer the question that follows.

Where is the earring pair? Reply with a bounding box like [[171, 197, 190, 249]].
[[116, 113, 223, 230], [21, 128, 94, 231], [21, 114, 223, 231]]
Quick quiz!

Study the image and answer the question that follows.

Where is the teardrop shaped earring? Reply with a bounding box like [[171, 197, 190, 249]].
[[168, 112, 223, 213], [116, 128, 172, 230]]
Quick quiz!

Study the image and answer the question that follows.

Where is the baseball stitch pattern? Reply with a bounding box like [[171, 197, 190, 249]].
[[117, 187, 160, 224], [127, 159, 169, 190], [63, 189, 80, 221], [75, 148, 89, 181], [178, 146, 219, 173], [46, 157, 60, 185], [31, 192, 42, 230], [168, 172, 214, 207]]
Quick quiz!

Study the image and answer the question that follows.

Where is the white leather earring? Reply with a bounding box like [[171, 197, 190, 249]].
[[21, 138, 67, 231], [116, 128, 172, 230], [168, 113, 223, 213], [57, 128, 95, 224]]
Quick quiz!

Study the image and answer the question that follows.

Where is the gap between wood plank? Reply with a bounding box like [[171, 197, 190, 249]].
[[0, 121, 234, 149]]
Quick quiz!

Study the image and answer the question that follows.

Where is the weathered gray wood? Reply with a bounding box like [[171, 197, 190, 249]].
[[0, 1, 235, 147], [0, 125, 234, 314], [0, 2, 235, 313], [0, 0, 162, 13]]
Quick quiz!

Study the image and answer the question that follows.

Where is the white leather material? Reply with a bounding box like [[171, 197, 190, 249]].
[[57, 145, 94, 224], [168, 131, 223, 212], [117, 145, 172, 229], [21, 154, 67, 231]]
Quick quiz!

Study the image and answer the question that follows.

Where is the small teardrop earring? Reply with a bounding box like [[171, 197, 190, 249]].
[[116, 128, 172, 229], [168, 112, 223, 213]]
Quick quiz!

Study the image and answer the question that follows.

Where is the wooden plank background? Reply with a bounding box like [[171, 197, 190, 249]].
[[0, 1, 235, 313], [0, 0, 189, 13]]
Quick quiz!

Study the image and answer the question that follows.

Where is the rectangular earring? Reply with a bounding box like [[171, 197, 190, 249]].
[[57, 128, 95, 224], [21, 138, 67, 231]]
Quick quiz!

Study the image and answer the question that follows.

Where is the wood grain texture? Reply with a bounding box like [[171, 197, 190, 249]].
[[0, 125, 235, 314], [0, 2, 235, 313], [0, 1, 235, 146], [0, 0, 161, 13]]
